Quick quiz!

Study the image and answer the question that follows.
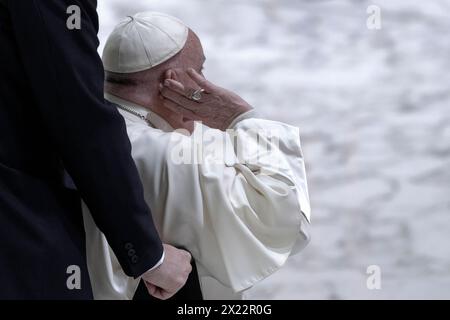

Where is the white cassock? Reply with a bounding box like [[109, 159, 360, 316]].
[[83, 93, 311, 300]]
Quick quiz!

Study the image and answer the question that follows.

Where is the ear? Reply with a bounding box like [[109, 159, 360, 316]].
[[163, 69, 179, 81]]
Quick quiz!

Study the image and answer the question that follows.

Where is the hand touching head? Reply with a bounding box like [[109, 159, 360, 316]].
[[104, 29, 205, 131]]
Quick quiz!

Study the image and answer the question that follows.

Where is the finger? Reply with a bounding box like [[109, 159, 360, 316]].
[[150, 288, 166, 300], [161, 86, 202, 112], [162, 98, 200, 120], [164, 69, 179, 82], [187, 68, 215, 92], [145, 283, 156, 295], [163, 78, 212, 104], [144, 281, 158, 296], [163, 69, 172, 81], [164, 69, 174, 81], [186, 251, 192, 262], [145, 281, 172, 300], [159, 290, 175, 300], [164, 79, 186, 96], [181, 250, 192, 263]]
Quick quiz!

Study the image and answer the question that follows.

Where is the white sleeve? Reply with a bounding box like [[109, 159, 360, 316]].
[[159, 119, 311, 292], [101, 119, 312, 294], [230, 118, 311, 223]]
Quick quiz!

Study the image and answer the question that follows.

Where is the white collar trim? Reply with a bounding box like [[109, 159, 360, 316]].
[[105, 93, 173, 131]]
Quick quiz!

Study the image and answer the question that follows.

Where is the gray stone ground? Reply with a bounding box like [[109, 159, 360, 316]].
[[98, 0, 450, 299]]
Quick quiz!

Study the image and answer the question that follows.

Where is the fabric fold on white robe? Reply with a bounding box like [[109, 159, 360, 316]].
[[84, 94, 311, 299]]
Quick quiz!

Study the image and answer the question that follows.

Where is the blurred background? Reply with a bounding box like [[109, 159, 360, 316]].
[[97, 0, 450, 299]]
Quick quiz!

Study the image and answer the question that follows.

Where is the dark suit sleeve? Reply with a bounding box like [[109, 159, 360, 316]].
[[6, 0, 163, 277]]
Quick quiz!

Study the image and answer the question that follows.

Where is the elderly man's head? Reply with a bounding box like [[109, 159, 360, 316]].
[[102, 12, 205, 127]]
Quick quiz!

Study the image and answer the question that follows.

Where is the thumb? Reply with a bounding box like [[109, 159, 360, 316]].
[[145, 282, 173, 300], [187, 68, 214, 92], [144, 281, 158, 296]]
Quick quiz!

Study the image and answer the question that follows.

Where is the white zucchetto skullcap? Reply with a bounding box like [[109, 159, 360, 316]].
[[102, 11, 188, 73]]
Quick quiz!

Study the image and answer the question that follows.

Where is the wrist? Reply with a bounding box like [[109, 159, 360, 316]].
[[223, 105, 253, 130], [226, 108, 255, 129]]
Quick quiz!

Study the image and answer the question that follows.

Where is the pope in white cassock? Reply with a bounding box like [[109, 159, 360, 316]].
[[83, 11, 311, 300]]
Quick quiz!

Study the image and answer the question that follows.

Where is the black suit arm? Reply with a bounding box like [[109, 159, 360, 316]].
[[6, 0, 163, 277]]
